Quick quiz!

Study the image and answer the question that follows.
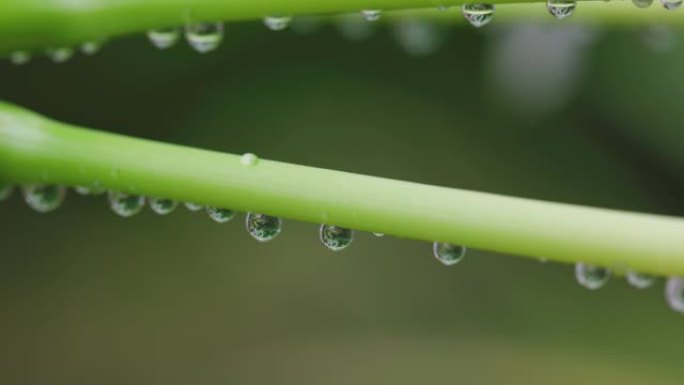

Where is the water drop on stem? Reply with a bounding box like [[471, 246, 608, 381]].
[[207, 207, 236, 223], [108, 191, 145, 217], [462, 4, 495, 28], [149, 197, 178, 215], [185, 22, 224, 53], [432, 242, 466, 266], [320, 225, 354, 251], [147, 27, 181, 49], [264, 16, 293, 31], [22, 185, 67, 213], [575, 263, 611, 290], [246, 213, 282, 242]]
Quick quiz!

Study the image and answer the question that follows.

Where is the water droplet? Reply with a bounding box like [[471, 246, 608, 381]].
[[575, 263, 611, 290], [74, 184, 105, 196], [246, 213, 282, 242], [0, 184, 14, 201], [546, 0, 576, 19], [80, 41, 102, 55], [185, 22, 224, 53], [432, 242, 466, 266], [626, 271, 655, 289], [661, 0, 682, 10], [373, 232, 384, 237], [361, 9, 382, 22], [665, 277, 684, 314], [46, 47, 74, 63], [633, 0, 654, 7], [22, 185, 66, 213], [241, 153, 259, 166], [147, 27, 181, 49], [320, 225, 354, 251], [108, 191, 145, 217], [149, 197, 178, 215], [185, 202, 204, 211], [462, 4, 495, 28], [264, 16, 292, 31], [207, 206, 236, 223], [9, 51, 31, 65]]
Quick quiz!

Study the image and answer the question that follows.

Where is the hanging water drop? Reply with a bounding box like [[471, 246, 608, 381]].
[[373, 232, 384, 237], [241, 152, 259, 166], [46, 47, 74, 63], [320, 225, 354, 251], [661, 0, 682, 10], [9, 51, 31, 65], [147, 27, 181, 49], [206, 207, 236, 223], [575, 263, 611, 290], [633, 0, 654, 7], [74, 184, 105, 196], [462, 4, 495, 28], [0, 184, 14, 201], [80, 41, 102, 55], [246, 213, 282, 242], [108, 191, 145, 217], [361, 9, 382, 22], [185, 202, 204, 211], [546, 0, 576, 19], [626, 271, 655, 289], [185, 22, 224, 53], [433, 242, 466, 266], [264, 16, 293, 31], [665, 277, 684, 314], [22, 185, 66, 213], [149, 197, 178, 215]]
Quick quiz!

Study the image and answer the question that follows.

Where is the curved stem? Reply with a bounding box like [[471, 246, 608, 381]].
[[1, 101, 683, 275]]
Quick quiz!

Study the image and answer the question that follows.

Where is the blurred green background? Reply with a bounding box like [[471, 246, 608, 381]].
[[1, 15, 683, 384]]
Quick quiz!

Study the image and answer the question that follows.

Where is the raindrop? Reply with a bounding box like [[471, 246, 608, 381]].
[[0, 184, 14, 201], [633, 0, 654, 7], [241, 153, 259, 166], [80, 41, 102, 55], [575, 263, 611, 290], [108, 191, 145, 217], [546, 0, 576, 19], [626, 271, 655, 289], [147, 27, 181, 49], [246, 213, 282, 242], [185, 202, 204, 211], [462, 3, 495, 28], [185, 22, 224, 53], [264, 16, 293, 31], [320, 225, 354, 251], [206, 206, 236, 223], [22, 185, 66, 213], [665, 277, 684, 314], [361, 9, 382, 22], [661, 0, 682, 10], [432, 242, 466, 266], [9, 51, 31, 65], [74, 184, 105, 196], [46, 47, 75, 63], [150, 197, 178, 215]]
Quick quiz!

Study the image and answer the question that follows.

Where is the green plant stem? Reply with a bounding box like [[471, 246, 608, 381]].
[[1, 101, 683, 275], [1, 0, 682, 55]]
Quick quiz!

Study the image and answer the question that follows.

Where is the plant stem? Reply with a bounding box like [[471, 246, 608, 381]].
[[1, 0, 682, 55], [1, 101, 683, 275]]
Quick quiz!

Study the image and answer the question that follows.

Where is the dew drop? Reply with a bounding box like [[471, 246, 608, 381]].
[[246, 213, 282, 242], [147, 27, 181, 49], [46, 47, 74, 63], [264, 16, 293, 31], [74, 184, 105, 196], [546, 0, 576, 19], [149, 197, 178, 215], [108, 191, 145, 217], [626, 271, 655, 289], [207, 206, 236, 223], [361, 9, 382, 22], [22, 185, 66, 213], [432, 242, 466, 266], [80, 41, 102, 55], [0, 184, 14, 201], [240, 153, 259, 166], [9, 51, 31, 65], [665, 277, 684, 314], [185, 202, 204, 211], [462, 4, 495, 28], [633, 0, 654, 7], [185, 22, 224, 53], [575, 263, 611, 290], [661, 0, 682, 10], [320, 225, 354, 251], [373, 232, 384, 237]]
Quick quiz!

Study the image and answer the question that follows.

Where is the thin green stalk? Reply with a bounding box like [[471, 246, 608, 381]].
[[1, 101, 683, 275], [1, 0, 682, 55]]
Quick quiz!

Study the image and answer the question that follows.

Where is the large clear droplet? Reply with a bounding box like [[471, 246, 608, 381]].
[[462, 4, 495, 28], [246, 213, 282, 242], [185, 22, 224, 53], [147, 27, 181, 49], [626, 271, 655, 289], [320, 225, 354, 251], [108, 191, 145, 217], [665, 277, 684, 314], [80, 41, 102, 55], [575, 263, 611, 290], [240, 153, 259, 166], [185, 202, 204, 211], [361, 9, 382, 22], [661, 0, 682, 10], [633, 0, 654, 7], [206, 206, 236, 223], [22, 185, 67, 213], [10, 51, 31, 65], [149, 197, 178, 215], [0, 184, 14, 201], [46, 47, 74, 63], [546, 0, 576, 19], [432, 242, 466, 266], [74, 184, 105, 196], [264, 16, 292, 31]]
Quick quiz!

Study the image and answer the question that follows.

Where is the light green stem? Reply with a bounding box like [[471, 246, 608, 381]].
[[1, 101, 683, 275]]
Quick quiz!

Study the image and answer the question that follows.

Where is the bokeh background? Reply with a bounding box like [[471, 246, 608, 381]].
[[1, 13, 684, 384]]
